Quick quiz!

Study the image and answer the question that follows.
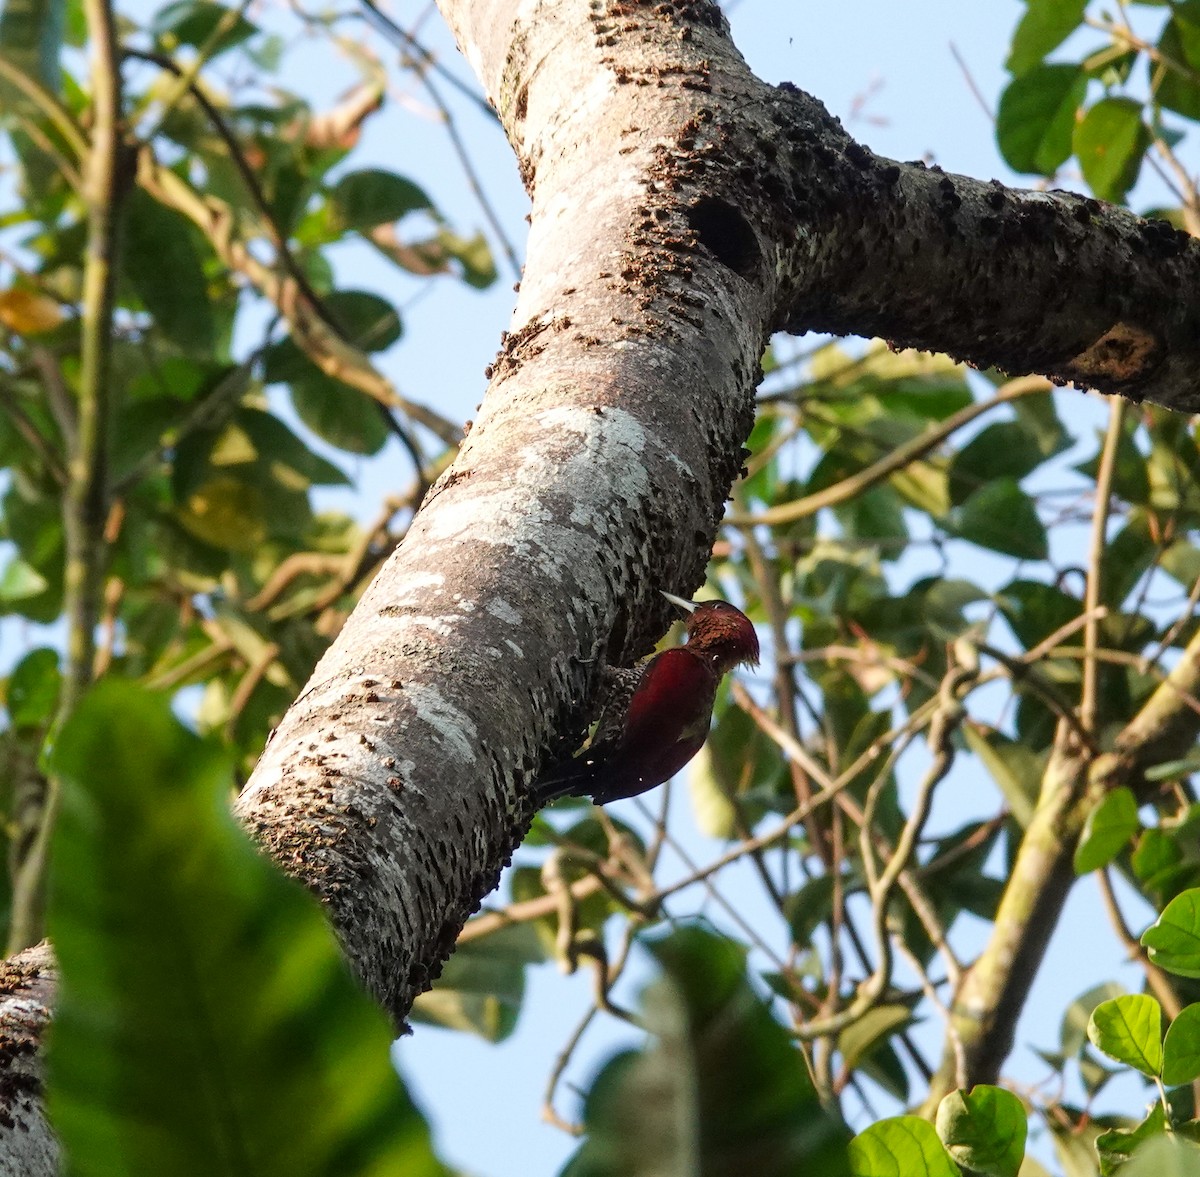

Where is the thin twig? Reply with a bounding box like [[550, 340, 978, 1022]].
[[358, 0, 500, 121], [1081, 397, 1124, 733], [8, 0, 127, 957]]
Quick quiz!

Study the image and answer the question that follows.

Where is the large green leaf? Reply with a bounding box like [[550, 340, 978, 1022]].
[[1144, 888, 1200, 978], [561, 926, 850, 1176], [290, 375, 390, 456], [849, 1117, 960, 1176], [1162, 1003, 1200, 1086], [47, 682, 447, 1177], [997, 63, 1087, 174], [123, 189, 216, 355], [329, 169, 431, 232], [1073, 98, 1151, 203], [936, 1086, 1027, 1177], [1006, 0, 1088, 77], [1086, 994, 1163, 1077], [950, 479, 1048, 561]]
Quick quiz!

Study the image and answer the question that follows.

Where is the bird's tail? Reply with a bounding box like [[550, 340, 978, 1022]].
[[532, 753, 602, 805]]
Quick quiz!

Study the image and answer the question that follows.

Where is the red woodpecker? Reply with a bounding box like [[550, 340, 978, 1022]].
[[536, 592, 760, 805]]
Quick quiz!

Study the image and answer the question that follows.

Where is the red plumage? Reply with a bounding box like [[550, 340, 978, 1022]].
[[536, 597, 759, 805]]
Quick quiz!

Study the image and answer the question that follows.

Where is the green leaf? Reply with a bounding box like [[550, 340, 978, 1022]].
[[1123, 1133, 1200, 1177], [4, 645, 59, 728], [0, 555, 49, 603], [1074, 787, 1139, 874], [410, 922, 543, 1042], [687, 698, 780, 837], [1157, 17, 1200, 121], [323, 289, 403, 353], [1073, 98, 1151, 204], [997, 579, 1080, 650], [1007, 0, 1088, 77], [1061, 982, 1127, 1056], [1087, 994, 1164, 1077], [936, 1086, 1027, 1177], [0, 0, 64, 91], [123, 189, 216, 355], [997, 63, 1087, 174], [46, 681, 447, 1177], [232, 408, 350, 487], [1073, 420, 1150, 505], [175, 474, 269, 551], [1134, 825, 1184, 874], [1163, 1003, 1200, 1086], [950, 479, 1048, 561], [329, 169, 431, 231], [785, 873, 841, 945], [151, 0, 256, 55], [848, 1117, 960, 1177], [1144, 889, 1200, 977], [838, 1004, 915, 1073], [1100, 514, 1158, 608], [289, 375, 389, 456], [947, 420, 1050, 506], [563, 926, 850, 1176], [1096, 1103, 1169, 1175]]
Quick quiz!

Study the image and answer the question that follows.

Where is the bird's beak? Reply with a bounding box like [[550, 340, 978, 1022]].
[[660, 591, 697, 613]]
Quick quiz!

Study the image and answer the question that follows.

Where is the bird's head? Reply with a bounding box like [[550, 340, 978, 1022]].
[[661, 592, 760, 672]]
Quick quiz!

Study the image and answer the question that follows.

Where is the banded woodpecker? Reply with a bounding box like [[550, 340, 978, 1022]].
[[536, 592, 759, 805]]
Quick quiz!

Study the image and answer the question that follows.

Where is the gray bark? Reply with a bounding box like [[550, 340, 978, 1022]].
[[0, 944, 57, 1177]]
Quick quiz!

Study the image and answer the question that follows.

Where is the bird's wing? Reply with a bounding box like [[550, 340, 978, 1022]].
[[619, 647, 716, 754]]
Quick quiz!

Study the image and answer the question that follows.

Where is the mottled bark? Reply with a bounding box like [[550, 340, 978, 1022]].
[[0, 944, 57, 1177]]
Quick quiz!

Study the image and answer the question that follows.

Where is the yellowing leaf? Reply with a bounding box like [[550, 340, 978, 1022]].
[[0, 287, 63, 334]]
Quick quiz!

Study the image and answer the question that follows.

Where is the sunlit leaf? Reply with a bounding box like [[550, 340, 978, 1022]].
[[1162, 1003, 1200, 1086], [1087, 994, 1163, 1077], [849, 1117, 959, 1177], [936, 1086, 1027, 1177], [0, 286, 63, 333], [1144, 889, 1200, 978]]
